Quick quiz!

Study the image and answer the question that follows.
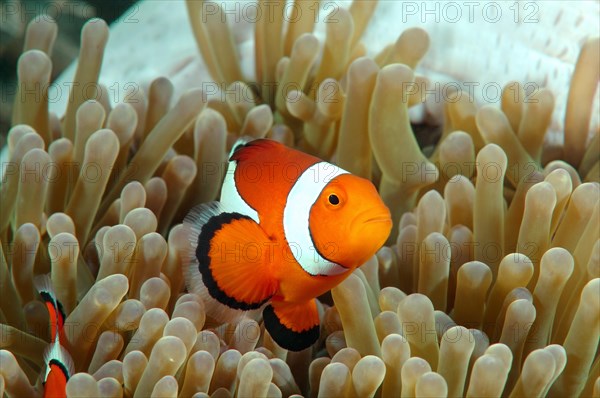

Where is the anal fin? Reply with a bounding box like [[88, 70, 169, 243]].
[[184, 202, 277, 323], [263, 299, 320, 351]]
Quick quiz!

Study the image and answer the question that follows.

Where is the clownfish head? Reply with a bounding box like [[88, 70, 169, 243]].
[[308, 173, 392, 270]]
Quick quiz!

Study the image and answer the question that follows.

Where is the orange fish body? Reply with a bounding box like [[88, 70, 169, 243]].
[[36, 276, 73, 398], [184, 139, 392, 350], [43, 350, 71, 398]]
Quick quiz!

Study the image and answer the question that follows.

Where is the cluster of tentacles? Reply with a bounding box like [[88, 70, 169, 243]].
[[1, 1, 598, 397]]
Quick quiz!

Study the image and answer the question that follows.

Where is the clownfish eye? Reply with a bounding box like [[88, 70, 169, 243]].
[[328, 194, 340, 205]]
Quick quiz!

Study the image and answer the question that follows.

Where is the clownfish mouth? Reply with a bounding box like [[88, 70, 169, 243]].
[[364, 215, 393, 224]]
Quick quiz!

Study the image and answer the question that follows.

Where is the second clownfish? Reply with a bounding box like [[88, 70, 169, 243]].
[[183, 138, 392, 351], [36, 275, 73, 398]]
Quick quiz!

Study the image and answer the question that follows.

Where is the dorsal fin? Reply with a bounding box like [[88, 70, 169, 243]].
[[228, 136, 254, 160], [43, 339, 74, 382], [34, 275, 66, 344], [229, 138, 286, 162]]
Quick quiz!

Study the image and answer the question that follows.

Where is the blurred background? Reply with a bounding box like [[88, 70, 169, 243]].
[[0, 0, 137, 144]]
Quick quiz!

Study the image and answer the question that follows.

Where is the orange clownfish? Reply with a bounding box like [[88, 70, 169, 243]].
[[183, 138, 392, 351], [35, 276, 74, 398]]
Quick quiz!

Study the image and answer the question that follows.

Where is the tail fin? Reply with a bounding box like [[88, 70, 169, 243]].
[[182, 201, 277, 324]]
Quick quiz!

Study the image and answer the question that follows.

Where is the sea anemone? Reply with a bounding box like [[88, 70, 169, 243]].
[[1, 1, 599, 397]]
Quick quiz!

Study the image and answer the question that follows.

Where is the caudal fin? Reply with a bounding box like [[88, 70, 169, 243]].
[[183, 201, 278, 324]]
